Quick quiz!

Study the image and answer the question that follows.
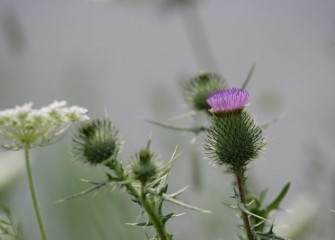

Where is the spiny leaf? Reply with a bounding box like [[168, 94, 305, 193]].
[[125, 213, 182, 227], [162, 194, 211, 213], [166, 186, 189, 198], [156, 146, 181, 179], [145, 119, 207, 134], [161, 212, 175, 224], [234, 189, 271, 223], [241, 62, 256, 90], [264, 182, 290, 213], [255, 225, 286, 240], [125, 221, 152, 227], [55, 180, 109, 203], [163, 111, 197, 122]]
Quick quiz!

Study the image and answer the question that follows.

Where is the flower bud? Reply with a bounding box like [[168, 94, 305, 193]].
[[72, 118, 120, 166], [183, 72, 226, 111], [205, 88, 266, 169], [131, 149, 158, 184]]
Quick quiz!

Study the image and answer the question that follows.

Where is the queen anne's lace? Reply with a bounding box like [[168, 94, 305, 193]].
[[0, 101, 89, 150]]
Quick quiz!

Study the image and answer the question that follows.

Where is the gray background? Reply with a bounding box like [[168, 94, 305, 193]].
[[0, 0, 335, 239]]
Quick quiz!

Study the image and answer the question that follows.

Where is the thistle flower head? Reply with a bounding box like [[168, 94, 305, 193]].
[[72, 118, 121, 166], [183, 72, 226, 111], [0, 101, 89, 150], [131, 148, 158, 184], [206, 88, 249, 113]]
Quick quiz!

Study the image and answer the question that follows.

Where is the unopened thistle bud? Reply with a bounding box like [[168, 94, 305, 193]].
[[131, 149, 158, 184], [205, 88, 266, 170], [183, 72, 226, 111], [72, 118, 120, 166]]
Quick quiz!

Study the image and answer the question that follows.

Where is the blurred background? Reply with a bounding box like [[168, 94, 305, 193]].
[[0, 0, 335, 239]]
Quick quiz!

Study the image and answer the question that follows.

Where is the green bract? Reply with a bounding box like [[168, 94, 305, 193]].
[[205, 110, 266, 170]]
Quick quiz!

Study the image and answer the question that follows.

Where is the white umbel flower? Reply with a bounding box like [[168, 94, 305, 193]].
[[0, 101, 89, 150]]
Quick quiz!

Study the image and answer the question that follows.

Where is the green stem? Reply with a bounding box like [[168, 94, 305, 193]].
[[107, 162, 170, 239], [141, 186, 170, 240], [107, 162, 139, 199], [24, 142, 48, 240], [235, 171, 255, 240]]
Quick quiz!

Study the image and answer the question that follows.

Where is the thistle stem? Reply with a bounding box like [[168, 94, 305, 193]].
[[108, 162, 139, 199], [24, 142, 48, 240], [140, 185, 170, 240], [235, 171, 255, 240]]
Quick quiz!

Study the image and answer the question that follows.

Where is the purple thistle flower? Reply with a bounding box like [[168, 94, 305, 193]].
[[206, 88, 249, 113]]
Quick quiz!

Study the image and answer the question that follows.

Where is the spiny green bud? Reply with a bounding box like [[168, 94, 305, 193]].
[[205, 110, 266, 170], [131, 149, 158, 184], [183, 71, 226, 111], [72, 118, 120, 166]]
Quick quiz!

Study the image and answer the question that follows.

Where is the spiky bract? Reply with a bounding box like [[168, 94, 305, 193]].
[[72, 118, 120, 166], [183, 72, 226, 111], [205, 110, 266, 170]]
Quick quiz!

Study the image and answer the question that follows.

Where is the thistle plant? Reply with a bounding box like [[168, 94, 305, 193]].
[[68, 117, 210, 240], [0, 101, 89, 240], [148, 69, 289, 239], [200, 87, 287, 239], [205, 88, 266, 240]]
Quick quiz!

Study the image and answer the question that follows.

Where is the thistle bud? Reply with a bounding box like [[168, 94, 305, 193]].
[[183, 72, 226, 111], [72, 118, 120, 166], [131, 149, 158, 184], [205, 88, 266, 170]]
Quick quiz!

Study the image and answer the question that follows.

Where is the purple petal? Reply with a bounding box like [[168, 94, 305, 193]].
[[206, 88, 249, 113]]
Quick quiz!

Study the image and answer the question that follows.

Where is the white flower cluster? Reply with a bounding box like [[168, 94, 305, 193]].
[[0, 101, 89, 150]]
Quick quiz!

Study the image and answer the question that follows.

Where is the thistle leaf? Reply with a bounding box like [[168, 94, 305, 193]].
[[264, 182, 290, 213], [55, 180, 109, 203], [125, 221, 152, 227], [162, 194, 211, 213], [145, 119, 207, 134], [255, 225, 286, 240], [241, 62, 256, 90], [166, 186, 189, 198], [234, 189, 271, 223]]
